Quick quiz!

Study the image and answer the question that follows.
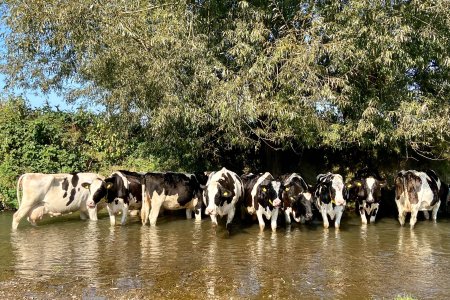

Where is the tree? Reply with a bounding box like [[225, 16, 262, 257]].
[[1, 0, 448, 170]]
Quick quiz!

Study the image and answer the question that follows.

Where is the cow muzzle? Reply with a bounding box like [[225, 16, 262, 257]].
[[86, 200, 96, 209], [205, 207, 216, 215], [271, 199, 281, 208]]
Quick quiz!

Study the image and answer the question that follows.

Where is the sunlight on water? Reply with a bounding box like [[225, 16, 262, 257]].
[[1, 211, 450, 298]]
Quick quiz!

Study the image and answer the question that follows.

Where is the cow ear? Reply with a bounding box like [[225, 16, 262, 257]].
[[81, 182, 91, 189], [106, 182, 114, 189]]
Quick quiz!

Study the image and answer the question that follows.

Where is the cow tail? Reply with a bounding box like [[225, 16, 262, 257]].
[[16, 174, 26, 207]]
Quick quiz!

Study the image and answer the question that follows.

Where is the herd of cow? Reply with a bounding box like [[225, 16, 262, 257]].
[[12, 167, 450, 232]]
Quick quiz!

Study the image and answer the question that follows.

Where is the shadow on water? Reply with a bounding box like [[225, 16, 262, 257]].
[[1, 212, 450, 298]]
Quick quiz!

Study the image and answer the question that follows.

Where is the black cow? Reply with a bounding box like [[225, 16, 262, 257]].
[[141, 172, 204, 226], [279, 173, 313, 225], [85, 170, 145, 225], [348, 168, 386, 224], [241, 172, 282, 231], [314, 172, 347, 229]]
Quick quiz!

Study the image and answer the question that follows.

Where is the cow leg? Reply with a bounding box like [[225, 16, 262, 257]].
[[106, 204, 116, 226], [359, 204, 367, 225], [320, 206, 329, 229], [149, 196, 164, 226], [271, 208, 279, 231], [225, 207, 236, 233], [299, 215, 306, 224], [396, 200, 406, 226], [410, 205, 419, 228], [370, 203, 379, 223], [12, 203, 35, 230], [141, 194, 150, 226], [284, 208, 292, 225], [423, 210, 430, 220], [79, 210, 88, 220], [186, 208, 193, 219], [431, 201, 441, 222], [334, 205, 345, 229], [121, 203, 129, 225], [209, 215, 218, 227], [256, 207, 265, 231]]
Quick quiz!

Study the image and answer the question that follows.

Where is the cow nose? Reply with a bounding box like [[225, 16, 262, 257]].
[[205, 207, 215, 215], [87, 200, 96, 208], [273, 199, 281, 207], [305, 213, 313, 220]]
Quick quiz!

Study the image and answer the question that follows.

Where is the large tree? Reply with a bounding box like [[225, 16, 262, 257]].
[[1, 0, 449, 168]]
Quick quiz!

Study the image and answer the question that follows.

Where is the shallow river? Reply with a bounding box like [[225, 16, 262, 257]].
[[1, 211, 450, 299]]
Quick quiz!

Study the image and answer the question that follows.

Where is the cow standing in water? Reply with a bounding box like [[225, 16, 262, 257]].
[[203, 167, 244, 233], [13, 172, 103, 230], [241, 172, 282, 231], [140, 172, 205, 226], [83, 170, 145, 225], [314, 172, 347, 229], [395, 169, 446, 228], [280, 173, 313, 225], [348, 168, 386, 224]]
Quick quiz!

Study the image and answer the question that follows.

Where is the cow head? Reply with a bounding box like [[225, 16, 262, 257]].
[[203, 181, 234, 215], [315, 173, 346, 206], [81, 177, 111, 220], [257, 180, 282, 209], [348, 177, 386, 204]]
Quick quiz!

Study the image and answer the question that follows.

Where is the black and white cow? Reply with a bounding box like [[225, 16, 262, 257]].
[[314, 172, 347, 229], [83, 170, 145, 225], [13, 172, 104, 230], [203, 167, 244, 232], [395, 169, 445, 228], [280, 173, 313, 225], [140, 172, 204, 226], [348, 169, 386, 224], [241, 172, 282, 231]]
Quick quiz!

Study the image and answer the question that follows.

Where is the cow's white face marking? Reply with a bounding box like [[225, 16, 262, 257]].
[[366, 177, 376, 202], [205, 183, 220, 215], [332, 175, 345, 205], [270, 181, 282, 207]]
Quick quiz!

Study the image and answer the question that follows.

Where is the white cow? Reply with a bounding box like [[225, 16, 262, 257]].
[[395, 169, 444, 228], [13, 172, 104, 230]]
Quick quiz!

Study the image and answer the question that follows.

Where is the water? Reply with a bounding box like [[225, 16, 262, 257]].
[[1, 211, 450, 299]]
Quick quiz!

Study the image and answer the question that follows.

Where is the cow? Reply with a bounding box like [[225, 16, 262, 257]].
[[348, 168, 386, 224], [13, 172, 104, 230], [203, 167, 244, 232], [279, 173, 313, 225], [83, 170, 145, 226], [241, 172, 282, 231], [395, 169, 445, 228], [140, 172, 205, 226], [314, 172, 347, 229]]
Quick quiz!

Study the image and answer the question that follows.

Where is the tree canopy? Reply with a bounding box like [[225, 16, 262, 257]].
[[1, 1, 449, 168]]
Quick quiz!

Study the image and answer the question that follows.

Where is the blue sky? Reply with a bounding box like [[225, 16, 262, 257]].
[[0, 18, 99, 112]]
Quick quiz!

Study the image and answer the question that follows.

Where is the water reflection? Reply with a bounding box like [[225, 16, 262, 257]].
[[1, 213, 450, 299], [10, 221, 101, 285]]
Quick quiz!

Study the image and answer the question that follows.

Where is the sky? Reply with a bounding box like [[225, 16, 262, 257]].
[[0, 18, 100, 112]]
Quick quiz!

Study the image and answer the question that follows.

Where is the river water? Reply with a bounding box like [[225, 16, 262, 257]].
[[0, 211, 449, 299]]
